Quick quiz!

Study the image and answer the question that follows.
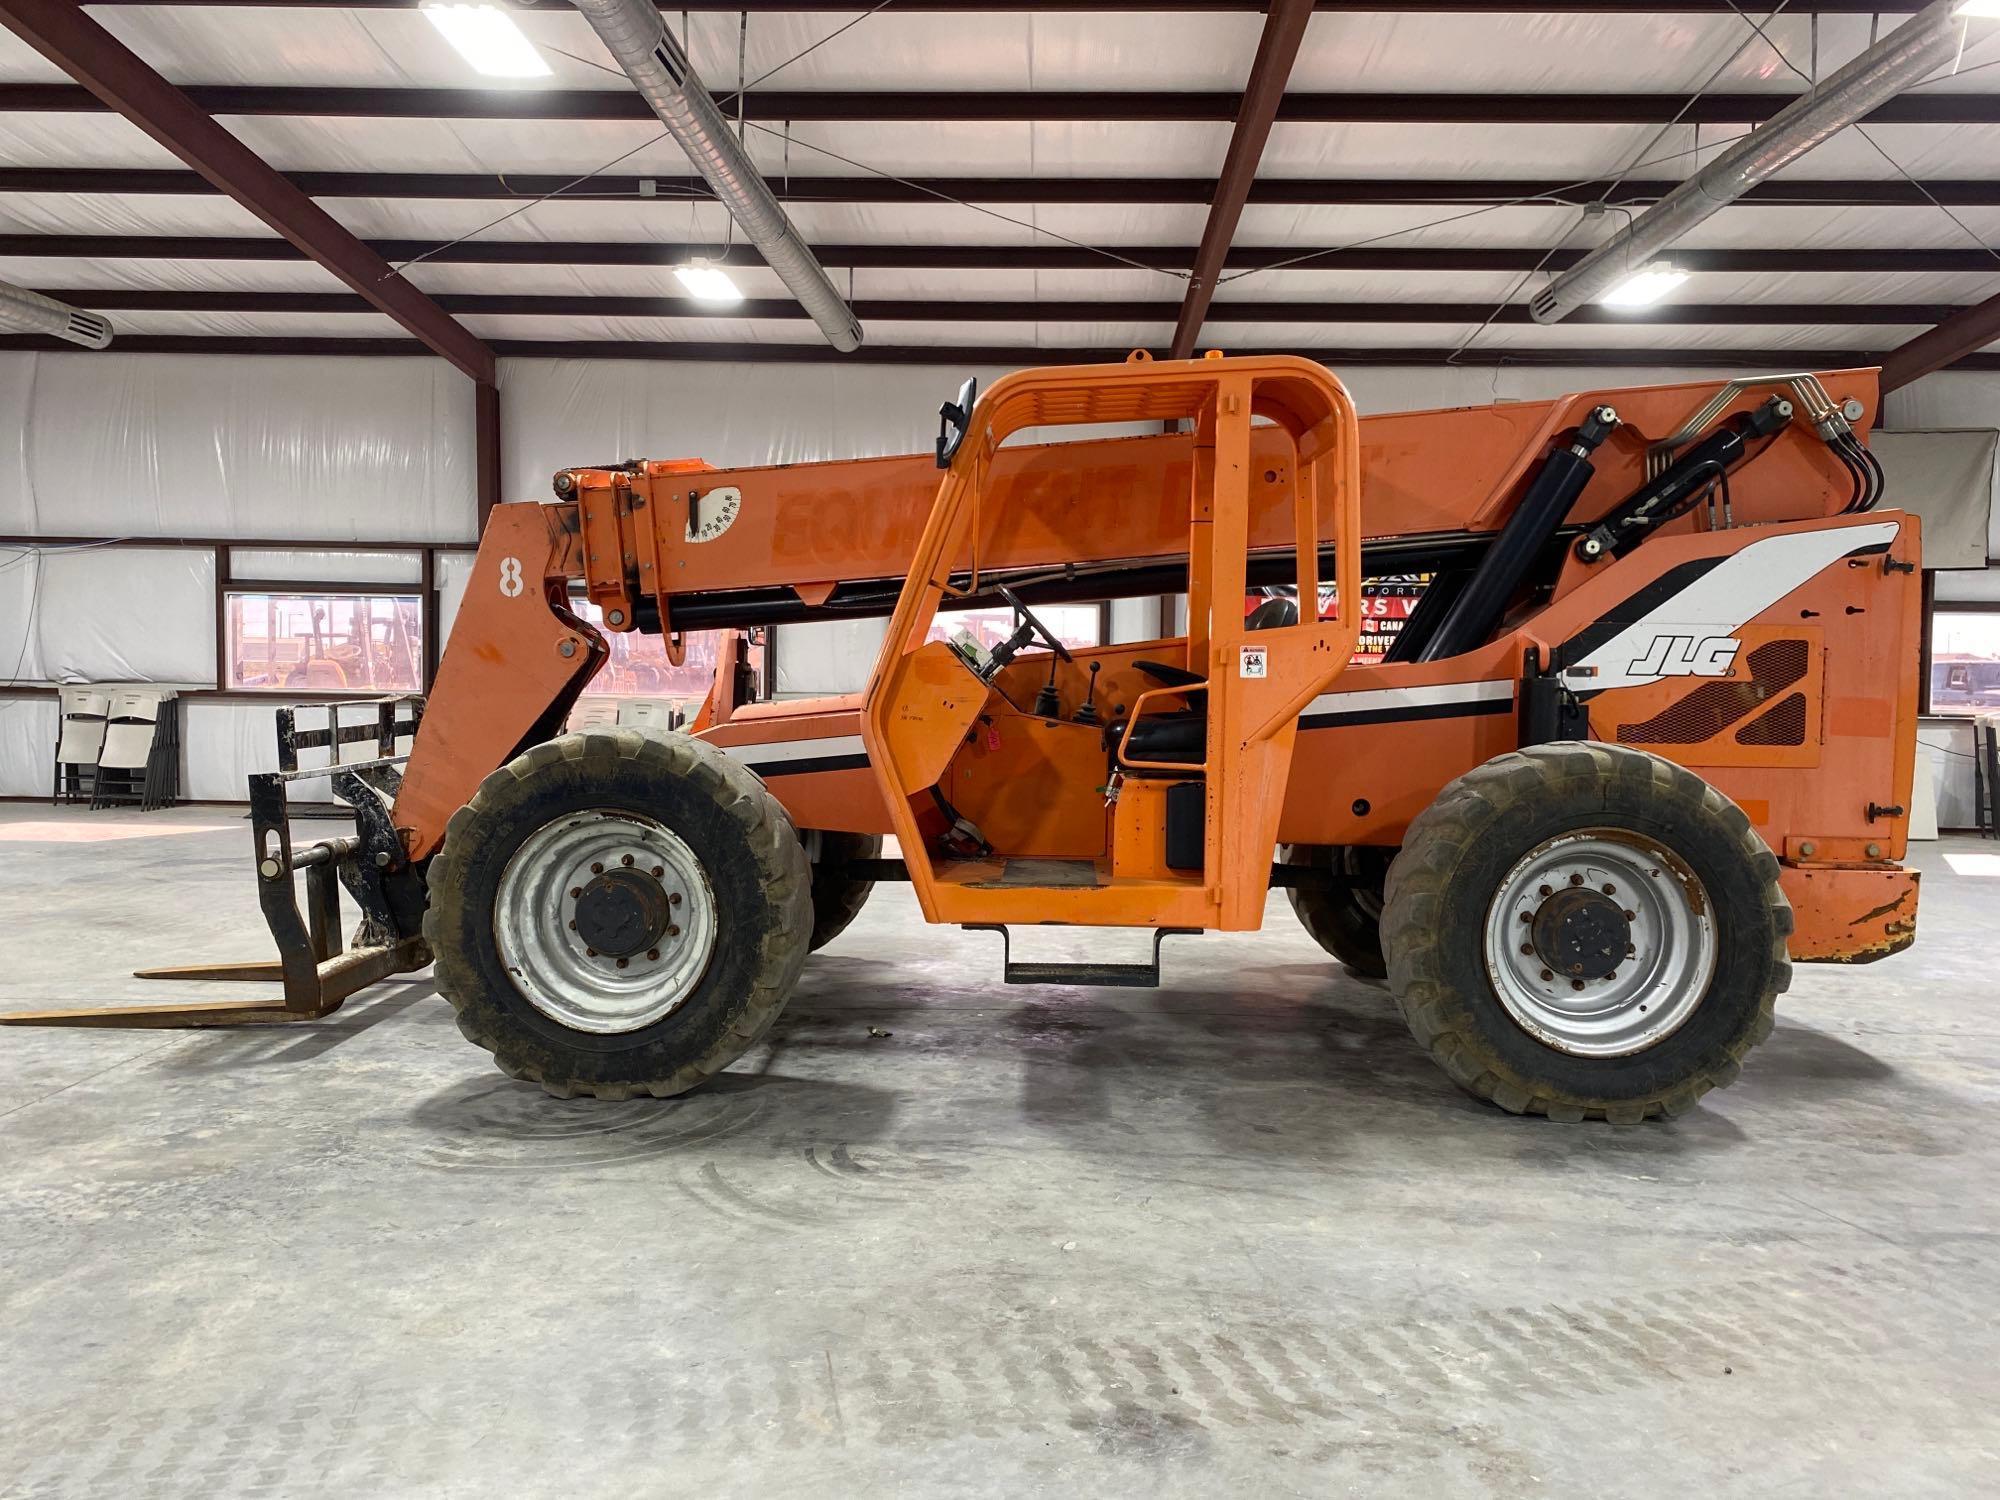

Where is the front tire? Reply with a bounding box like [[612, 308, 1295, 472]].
[[424, 728, 812, 1100], [1381, 743, 1790, 1123]]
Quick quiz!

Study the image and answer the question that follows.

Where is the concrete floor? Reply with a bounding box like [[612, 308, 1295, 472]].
[[0, 804, 1995, 1497]]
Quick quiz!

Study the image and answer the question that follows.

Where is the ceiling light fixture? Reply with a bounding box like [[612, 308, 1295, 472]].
[[674, 262, 743, 303], [421, 3, 551, 79], [1598, 261, 1689, 309]]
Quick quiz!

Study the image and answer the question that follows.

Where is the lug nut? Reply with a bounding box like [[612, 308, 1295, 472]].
[[1569, 873, 1584, 886], [570, 886, 582, 898], [1520, 943, 1534, 955], [1539, 969, 1554, 982], [1606, 971, 1618, 983], [568, 920, 576, 931], [616, 957, 629, 969], [591, 862, 604, 874], [1601, 883, 1616, 895], [1538, 885, 1552, 898], [652, 866, 664, 878], [668, 924, 681, 938], [670, 892, 683, 907], [1623, 910, 1636, 921], [646, 949, 660, 961], [585, 947, 598, 957], [622, 854, 634, 867], [1519, 911, 1533, 924], [1571, 979, 1585, 991]]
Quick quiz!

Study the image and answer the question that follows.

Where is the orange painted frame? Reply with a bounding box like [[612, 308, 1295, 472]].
[[859, 353, 1363, 932]]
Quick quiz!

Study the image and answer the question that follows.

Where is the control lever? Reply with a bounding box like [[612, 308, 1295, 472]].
[[1072, 663, 1102, 727], [1033, 654, 1062, 718]]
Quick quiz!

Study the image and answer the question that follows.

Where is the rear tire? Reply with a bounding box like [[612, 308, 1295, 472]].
[[424, 728, 812, 1100], [807, 831, 882, 952], [1281, 843, 1391, 978], [1381, 743, 1790, 1123]]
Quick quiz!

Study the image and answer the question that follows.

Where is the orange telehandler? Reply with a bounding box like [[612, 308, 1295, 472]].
[[4, 352, 1924, 1122]]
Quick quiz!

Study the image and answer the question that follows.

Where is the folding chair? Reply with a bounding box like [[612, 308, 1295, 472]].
[[51, 687, 110, 805], [91, 689, 177, 811], [568, 696, 621, 731], [1976, 720, 1992, 848], [617, 698, 676, 731]]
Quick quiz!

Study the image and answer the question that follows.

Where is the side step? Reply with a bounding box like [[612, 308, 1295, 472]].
[[965, 924, 1201, 989]]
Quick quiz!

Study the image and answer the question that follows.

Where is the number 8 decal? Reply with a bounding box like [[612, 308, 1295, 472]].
[[498, 556, 524, 598]]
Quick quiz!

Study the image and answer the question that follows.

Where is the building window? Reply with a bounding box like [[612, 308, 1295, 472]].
[[224, 591, 424, 693], [569, 598, 764, 700], [1930, 609, 2000, 715], [929, 602, 1103, 654]]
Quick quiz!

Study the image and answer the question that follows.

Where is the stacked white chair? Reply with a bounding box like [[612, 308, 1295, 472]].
[[51, 687, 111, 804], [90, 688, 181, 811], [567, 697, 621, 732], [617, 698, 682, 731]]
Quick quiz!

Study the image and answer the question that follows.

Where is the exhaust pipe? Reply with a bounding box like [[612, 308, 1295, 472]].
[[568, 0, 863, 352], [1532, 0, 1980, 324], [0, 281, 113, 349]]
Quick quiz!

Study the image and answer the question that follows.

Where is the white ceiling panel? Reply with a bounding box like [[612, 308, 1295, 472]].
[[72, 7, 1268, 93], [1207, 322, 1485, 350], [1289, 12, 1925, 94], [1469, 321, 1921, 351], [98, 308, 407, 338], [1765, 123, 2000, 178], [0, 112, 179, 168], [0, 28, 66, 84], [1261, 122, 1671, 180], [0, 256, 343, 293], [0, 192, 271, 237], [1673, 204, 2000, 249]]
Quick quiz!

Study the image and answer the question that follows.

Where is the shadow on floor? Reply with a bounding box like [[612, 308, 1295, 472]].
[[158, 979, 445, 1072]]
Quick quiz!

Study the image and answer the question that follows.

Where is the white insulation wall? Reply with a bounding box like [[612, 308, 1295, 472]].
[[2, 353, 1997, 804]]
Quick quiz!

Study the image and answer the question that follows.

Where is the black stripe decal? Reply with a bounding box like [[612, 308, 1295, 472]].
[[1299, 696, 1513, 732], [739, 752, 872, 778], [1551, 555, 1726, 672]]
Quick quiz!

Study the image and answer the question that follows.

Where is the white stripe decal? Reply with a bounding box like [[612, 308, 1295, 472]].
[[1302, 679, 1514, 720], [1562, 520, 1899, 692], [716, 733, 867, 769]]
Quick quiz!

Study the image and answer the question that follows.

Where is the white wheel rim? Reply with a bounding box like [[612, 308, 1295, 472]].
[[494, 810, 718, 1034], [1483, 829, 1717, 1058]]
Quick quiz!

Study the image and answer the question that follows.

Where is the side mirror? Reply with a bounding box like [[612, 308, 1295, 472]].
[[936, 376, 977, 469]]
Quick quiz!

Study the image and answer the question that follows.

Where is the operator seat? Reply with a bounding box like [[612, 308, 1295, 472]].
[[1107, 596, 1298, 771]]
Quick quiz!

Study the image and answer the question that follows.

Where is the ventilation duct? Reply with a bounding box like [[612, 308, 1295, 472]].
[[568, 0, 863, 352], [1531, 0, 1982, 324], [0, 281, 113, 349]]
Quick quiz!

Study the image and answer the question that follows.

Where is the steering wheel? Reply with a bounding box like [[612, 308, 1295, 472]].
[[987, 584, 1073, 674]]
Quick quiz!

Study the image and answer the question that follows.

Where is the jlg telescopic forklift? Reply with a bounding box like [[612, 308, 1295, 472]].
[[5, 353, 1923, 1123]]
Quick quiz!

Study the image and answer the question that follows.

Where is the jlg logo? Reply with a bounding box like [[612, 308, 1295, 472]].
[[1629, 634, 1741, 679]]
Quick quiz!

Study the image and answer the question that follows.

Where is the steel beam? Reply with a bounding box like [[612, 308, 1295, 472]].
[[5, 82, 1995, 125], [1879, 285, 2000, 391], [76, 2, 1942, 12], [31, 287, 1977, 326], [4, 332, 1992, 372], [0, 0, 494, 383], [6, 166, 1997, 208], [1171, 0, 1315, 359], [4, 234, 1998, 276]]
